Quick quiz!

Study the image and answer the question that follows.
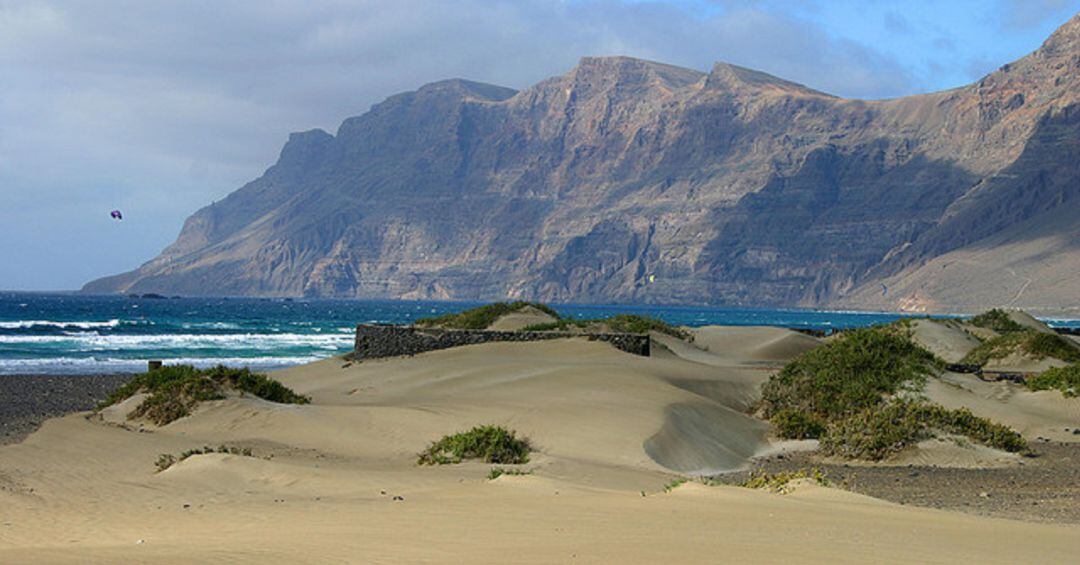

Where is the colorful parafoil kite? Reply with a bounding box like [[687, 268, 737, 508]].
[[110, 210, 123, 221]]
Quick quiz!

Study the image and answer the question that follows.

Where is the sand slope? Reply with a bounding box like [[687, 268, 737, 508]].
[[2, 331, 1079, 562], [926, 372, 1080, 443], [485, 306, 557, 331], [907, 319, 981, 364], [686, 326, 821, 364]]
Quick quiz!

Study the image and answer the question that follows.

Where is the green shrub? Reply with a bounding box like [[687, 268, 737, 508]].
[[522, 314, 688, 339], [759, 326, 1026, 461], [415, 302, 560, 330], [740, 468, 829, 492], [969, 309, 1025, 333], [961, 330, 1080, 366], [129, 376, 223, 425], [1028, 364, 1080, 397], [602, 314, 689, 339], [99, 364, 310, 425], [663, 477, 689, 492], [926, 405, 1029, 454], [205, 365, 311, 404], [418, 425, 532, 465], [1024, 333, 1080, 363], [819, 399, 930, 460], [155, 454, 177, 472], [519, 321, 564, 332], [487, 467, 532, 480], [819, 399, 1028, 460], [155, 445, 256, 472], [771, 409, 827, 439], [760, 327, 939, 426]]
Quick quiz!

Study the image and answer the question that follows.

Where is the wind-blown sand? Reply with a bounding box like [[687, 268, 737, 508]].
[[906, 319, 981, 364], [483, 305, 557, 331], [2, 329, 1079, 563]]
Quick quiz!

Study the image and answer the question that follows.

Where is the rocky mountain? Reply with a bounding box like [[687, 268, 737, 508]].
[[84, 15, 1080, 314]]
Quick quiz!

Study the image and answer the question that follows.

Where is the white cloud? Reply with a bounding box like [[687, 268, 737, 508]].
[[0, 0, 979, 288]]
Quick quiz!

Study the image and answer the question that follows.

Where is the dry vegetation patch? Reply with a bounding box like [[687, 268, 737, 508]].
[[415, 302, 560, 330], [418, 425, 532, 465], [99, 365, 310, 425], [759, 326, 1028, 460]]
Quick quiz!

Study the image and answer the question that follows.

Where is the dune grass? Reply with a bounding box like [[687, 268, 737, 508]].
[[418, 425, 532, 465], [487, 467, 533, 480], [960, 330, 1080, 366], [968, 309, 1025, 333], [155, 444, 255, 472], [100, 365, 310, 425], [1027, 364, 1080, 397], [740, 468, 829, 492], [820, 399, 1028, 460], [414, 302, 560, 330], [759, 326, 1027, 460], [760, 327, 940, 425], [522, 313, 688, 339]]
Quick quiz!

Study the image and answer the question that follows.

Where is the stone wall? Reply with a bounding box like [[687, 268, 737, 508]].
[[352, 324, 650, 359]]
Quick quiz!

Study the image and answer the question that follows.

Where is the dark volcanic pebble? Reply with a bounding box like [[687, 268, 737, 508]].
[[0, 374, 134, 445]]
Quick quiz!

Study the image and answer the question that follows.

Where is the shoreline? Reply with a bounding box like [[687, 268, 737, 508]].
[[0, 374, 133, 446]]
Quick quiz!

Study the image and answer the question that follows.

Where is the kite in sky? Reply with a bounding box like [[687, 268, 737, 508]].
[[110, 210, 123, 221]]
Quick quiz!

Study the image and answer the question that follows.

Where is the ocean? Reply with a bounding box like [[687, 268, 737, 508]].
[[2, 292, 1077, 375]]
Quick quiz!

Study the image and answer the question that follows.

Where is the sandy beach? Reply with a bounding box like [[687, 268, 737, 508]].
[[1, 327, 1079, 563]]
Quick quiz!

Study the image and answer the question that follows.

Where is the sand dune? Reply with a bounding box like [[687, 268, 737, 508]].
[[484, 305, 557, 331], [926, 372, 1080, 443], [907, 319, 981, 364], [2, 330, 1079, 562], [684, 326, 821, 364]]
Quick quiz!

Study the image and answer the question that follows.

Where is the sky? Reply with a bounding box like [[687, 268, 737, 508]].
[[1, 0, 1078, 290]]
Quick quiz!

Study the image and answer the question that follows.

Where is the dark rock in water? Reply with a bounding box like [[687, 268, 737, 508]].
[[83, 16, 1080, 312], [140, 293, 167, 300]]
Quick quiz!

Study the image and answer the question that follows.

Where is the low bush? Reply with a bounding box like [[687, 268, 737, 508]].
[[819, 399, 1028, 460], [488, 467, 533, 480], [418, 425, 532, 465], [522, 314, 689, 339], [1027, 364, 1080, 397], [519, 321, 563, 332], [603, 314, 689, 339], [1024, 333, 1080, 363], [740, 468, 829, 492], [819, 399, 926, 460], [760, 327, 939, 432], [415, 302, 560, 330], [961, 330, 1080, 366], [155, 445, 255, 472], [663, 477, 689, 492], [770, 409, 827, 440], [99, 365, 310, 425], [759, 325, 1027, 461], [969, 309, 1025, 333]]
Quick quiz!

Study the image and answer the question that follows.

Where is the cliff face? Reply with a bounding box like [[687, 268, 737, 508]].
[[85, 15, 1080, 314]]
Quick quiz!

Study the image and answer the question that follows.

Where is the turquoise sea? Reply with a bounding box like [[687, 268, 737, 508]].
[[2, 292, 1077, 375]]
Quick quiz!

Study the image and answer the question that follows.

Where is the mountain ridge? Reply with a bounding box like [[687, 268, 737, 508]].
[[85, 14, 1080, 314]]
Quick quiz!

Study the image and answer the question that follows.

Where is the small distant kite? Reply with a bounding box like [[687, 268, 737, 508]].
[[110, 210, 123, 221], [881, 283, 888, 296]]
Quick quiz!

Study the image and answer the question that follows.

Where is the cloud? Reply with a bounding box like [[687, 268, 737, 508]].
[[0, 0, 935, 289]]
